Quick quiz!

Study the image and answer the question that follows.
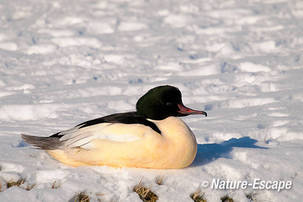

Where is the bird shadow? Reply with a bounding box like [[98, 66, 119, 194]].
[[191, 136, 267, 167]]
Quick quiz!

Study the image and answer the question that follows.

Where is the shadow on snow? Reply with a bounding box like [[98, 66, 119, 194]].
[[192, 136, 267, 167]]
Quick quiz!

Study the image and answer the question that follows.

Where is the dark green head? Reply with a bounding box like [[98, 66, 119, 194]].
[[136, 85, 207, 120]]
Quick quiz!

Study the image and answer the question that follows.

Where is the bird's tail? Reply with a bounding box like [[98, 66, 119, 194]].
[[21, 134, 62, 150]]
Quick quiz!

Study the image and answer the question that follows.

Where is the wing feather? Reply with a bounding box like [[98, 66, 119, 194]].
[[22, 122, 147, 150], [58, 123, 146, 149]]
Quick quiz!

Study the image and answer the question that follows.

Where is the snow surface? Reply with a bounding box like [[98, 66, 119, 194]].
[[1, 0, 303, 201]]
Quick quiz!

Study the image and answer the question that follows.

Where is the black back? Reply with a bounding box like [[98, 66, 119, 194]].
[[51, 112, 161, 137], [78, 112, 161, 134]]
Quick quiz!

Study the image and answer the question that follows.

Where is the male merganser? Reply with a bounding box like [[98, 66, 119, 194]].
[[22, 85, 207, 169]]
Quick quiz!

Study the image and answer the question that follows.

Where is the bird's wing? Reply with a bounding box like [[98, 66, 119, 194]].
[[22, 112, 161, 150], [56, 122, 150, 149]]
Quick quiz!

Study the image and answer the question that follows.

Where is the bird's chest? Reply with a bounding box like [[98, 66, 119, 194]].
[[150, 117, 197, 168]]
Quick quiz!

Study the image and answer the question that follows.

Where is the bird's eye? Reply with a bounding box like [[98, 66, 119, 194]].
[[166, 102, 173, 106]]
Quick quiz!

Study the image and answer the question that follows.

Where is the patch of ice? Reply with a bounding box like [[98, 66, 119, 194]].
[[0, 33, 6, 41], [232, 151, 259, 169], [0, 173, 21, 183], [118, 22, 147, 31], [154, 62, 183, 72], [237, 16, 263, 25], [293, 93, 303, 102], [272, 120, 289, 127], [227, 98, 275, 108], [164, 14, 190, 28], [268, 112, 288, 117], [0, 42, 18, 51], [253, 41, 278, 53], [239, 62, 271, 73], [103, 54, 125, 65], [0, 162, 24, 173], [0, 104, 62, 121], [0, 91, 14, 97], [12, 10, 31, 20], [267, 127, 288, 139], [88, 21, 114, 34], [212, 132, 242, 141], [157, 9, 169, 16], [26, 44, 57, 55], [7, 84, 35, 91], [176, 65, 219, 76], [55, 16, 84, 26], [267, 128, 303, 141], [35, 169, 68, 184], [52, 37, 101, 48], [207, 9, 252, 19], [234, 113, 258, 121], [254, 25, 284, 32], [73, 86, 123, 98], [179, 4, 199, 13], [107, 101, 133, 111], [38, 29, 75, 37], [260, 82, 278, 92], [205, 162, 243, 180]]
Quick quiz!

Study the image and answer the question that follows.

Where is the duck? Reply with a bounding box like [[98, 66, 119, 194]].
[[22, 85, 207, 169]]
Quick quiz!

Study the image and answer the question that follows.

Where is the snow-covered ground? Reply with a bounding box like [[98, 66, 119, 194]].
[[1, 0, 303, 201]]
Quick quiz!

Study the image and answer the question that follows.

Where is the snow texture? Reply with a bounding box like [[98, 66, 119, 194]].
[[0, 0, 303, 201]]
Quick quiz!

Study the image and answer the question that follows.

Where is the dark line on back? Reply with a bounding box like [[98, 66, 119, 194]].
[[51, 112, 162, 135]]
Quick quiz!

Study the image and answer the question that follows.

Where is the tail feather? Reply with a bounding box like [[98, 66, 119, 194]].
[[21, 134, 63, 150]]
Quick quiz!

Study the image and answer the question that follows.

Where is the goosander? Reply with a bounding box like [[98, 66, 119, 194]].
[[22, 85, 207, 169]]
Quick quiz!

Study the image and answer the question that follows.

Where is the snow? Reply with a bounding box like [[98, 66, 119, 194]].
[[0, 0, 303, 201]]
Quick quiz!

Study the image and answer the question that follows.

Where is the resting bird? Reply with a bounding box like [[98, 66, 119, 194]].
[[22, 85, 207, 169]]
